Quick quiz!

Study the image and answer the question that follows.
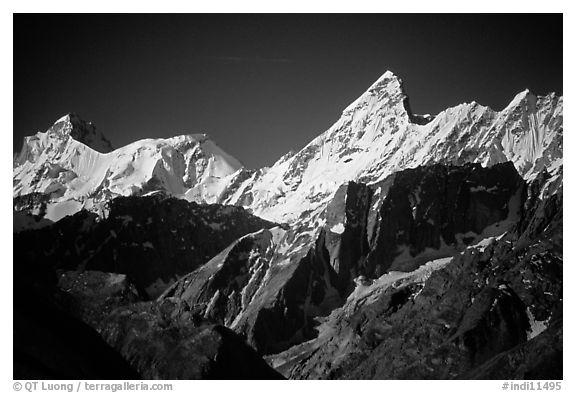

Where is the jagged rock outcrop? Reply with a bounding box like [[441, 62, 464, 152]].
[[14, 194, 275, 298]]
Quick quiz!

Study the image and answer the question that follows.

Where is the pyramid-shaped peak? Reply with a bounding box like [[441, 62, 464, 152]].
[[48, 113, 113, 153], [342, 70, 411, 119], [50, 112, 94, 132], [367, 70, 405, 91], [372, 70, 401, 82]]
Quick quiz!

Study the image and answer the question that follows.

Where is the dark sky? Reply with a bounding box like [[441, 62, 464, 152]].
[[13, 14, 563, 169]]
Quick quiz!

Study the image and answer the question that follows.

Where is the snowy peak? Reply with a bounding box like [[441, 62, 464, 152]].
[[477, 89, 563, 183], [343, 70, 412, 120], [48, 113, 114, 153], [13, 71, 563, 226], [13, 114, 245, 221], [365, 70, 405, 95], [220, 73, 562, 224], [500, 89, 538, 116], [14, 113, 113, 168]]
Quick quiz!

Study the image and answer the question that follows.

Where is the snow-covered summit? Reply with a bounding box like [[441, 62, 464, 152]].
[[13, 115, 244, 221], [18, 113, 114, 161], [342, 70, 411, 119]]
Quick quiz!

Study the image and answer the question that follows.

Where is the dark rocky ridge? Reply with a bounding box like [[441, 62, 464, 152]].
[[14, 260, 283, 379], [14, 289, 141, 379], [14, 194, 275, 298], [13, 254, 141, 379], [57, 270, 144, 330]]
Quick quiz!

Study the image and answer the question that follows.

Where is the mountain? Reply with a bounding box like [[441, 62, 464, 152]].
[[13, 70, 563, 380], [13, 113, 243, 223], [13, 71, 562, 227], [219, 71, 562, 224]]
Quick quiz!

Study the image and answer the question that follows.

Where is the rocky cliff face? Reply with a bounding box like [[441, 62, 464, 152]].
[[268, 185, 562, 379], [364, 161, 525, 275], [13, 70, 562, 379]]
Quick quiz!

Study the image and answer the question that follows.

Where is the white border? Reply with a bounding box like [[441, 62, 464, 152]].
[[2, 2, 573, 390]]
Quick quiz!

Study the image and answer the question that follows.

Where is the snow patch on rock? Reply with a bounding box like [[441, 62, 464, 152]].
[[330, 222, 345, 234]]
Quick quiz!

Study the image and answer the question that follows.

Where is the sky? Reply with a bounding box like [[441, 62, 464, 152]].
[[13, 14, 563, 169]]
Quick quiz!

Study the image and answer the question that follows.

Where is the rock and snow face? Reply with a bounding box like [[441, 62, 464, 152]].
[[13, 71, 562, 225], [155, 162, 528, 355], [221, 71, 562, 224], [13, 114, 243, 221], [14, 113, 115, 157], [267, 187, 562, 379]]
